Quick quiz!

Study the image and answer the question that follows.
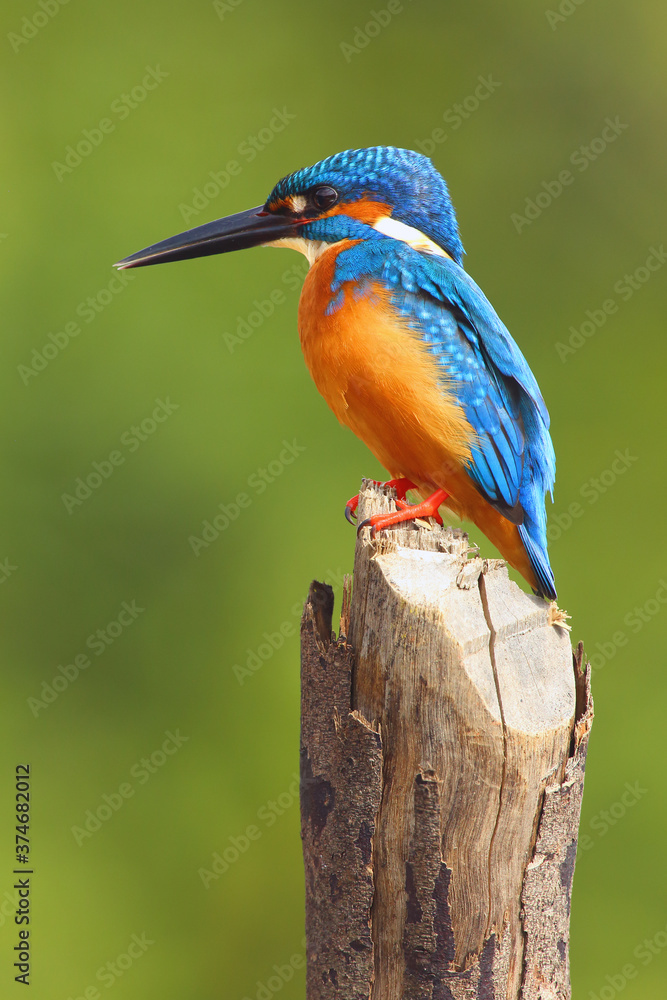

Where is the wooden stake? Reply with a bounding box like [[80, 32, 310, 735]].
[[300, 481, 593, 1000]]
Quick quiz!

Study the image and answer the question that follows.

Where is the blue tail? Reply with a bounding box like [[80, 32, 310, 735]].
[[518, 521, 556, 601]]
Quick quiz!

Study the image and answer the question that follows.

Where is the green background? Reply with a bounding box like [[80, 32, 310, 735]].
[[1, 1, 665, 997]]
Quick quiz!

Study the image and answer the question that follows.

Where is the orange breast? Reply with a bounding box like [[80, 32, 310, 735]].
[[296, 243, 542, 593], [298, 243, 475, 494]]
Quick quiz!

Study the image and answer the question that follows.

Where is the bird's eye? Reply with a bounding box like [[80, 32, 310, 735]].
[[311, 185, 338, 211]]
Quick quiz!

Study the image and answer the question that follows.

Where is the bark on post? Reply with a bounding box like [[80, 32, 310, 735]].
[[300, 481, 593, 1000]]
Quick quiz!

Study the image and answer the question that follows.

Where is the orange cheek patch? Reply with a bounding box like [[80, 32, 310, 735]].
[[321, 199, 392, 225], [265, 197, 390, 224]]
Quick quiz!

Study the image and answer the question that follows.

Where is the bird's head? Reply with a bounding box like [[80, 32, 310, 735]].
[[116, 146, 464, 271]]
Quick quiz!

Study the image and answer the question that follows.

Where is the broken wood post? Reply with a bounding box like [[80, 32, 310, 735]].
[[300, 480, 593, 1000]]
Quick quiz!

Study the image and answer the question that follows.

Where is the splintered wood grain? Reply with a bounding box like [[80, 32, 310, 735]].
[[518, 644, 593, 1000], [349, 483, 575, 998], [300, 482, 592, 1000]]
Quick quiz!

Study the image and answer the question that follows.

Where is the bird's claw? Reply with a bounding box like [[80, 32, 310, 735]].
[[345, 494, 360, 524], [356, 499, 413, 535], [345, 502, 358, 524], [356, 489, 449, 537], [356, 517, 373, 538], [344, 478, 416, 527]]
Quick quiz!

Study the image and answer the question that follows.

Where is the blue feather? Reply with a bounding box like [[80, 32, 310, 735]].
[[332, 239, 556, 598], [271, 146, 465, 263]]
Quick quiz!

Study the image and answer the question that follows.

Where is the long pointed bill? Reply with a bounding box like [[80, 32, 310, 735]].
[[114, 205, 298, 269]]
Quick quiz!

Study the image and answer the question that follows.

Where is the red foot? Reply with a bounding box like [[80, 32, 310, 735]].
[[345, 478, 416, 524], [357, 488, 450, 538]]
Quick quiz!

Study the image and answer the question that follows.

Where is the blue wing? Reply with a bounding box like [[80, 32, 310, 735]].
[[332, 240, 557, 598]]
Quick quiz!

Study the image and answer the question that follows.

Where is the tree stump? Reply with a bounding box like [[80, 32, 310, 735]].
[[300, 481, 593, 1000]]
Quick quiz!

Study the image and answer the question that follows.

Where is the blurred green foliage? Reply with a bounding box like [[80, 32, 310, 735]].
[[0, 1, 666, 997]]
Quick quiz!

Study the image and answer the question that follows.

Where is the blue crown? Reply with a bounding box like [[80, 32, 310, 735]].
[[267, 146, 464, 263]]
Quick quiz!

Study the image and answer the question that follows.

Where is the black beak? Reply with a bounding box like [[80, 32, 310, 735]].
[[114, 205, 299, 269]]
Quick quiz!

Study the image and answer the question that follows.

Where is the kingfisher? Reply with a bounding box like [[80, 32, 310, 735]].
[[116, 146, 557, 600]]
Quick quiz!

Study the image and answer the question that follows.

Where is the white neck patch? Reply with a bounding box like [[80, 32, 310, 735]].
[[373, 216, 449, 258], [265, 237, 334, 267], [265, 216, 449, 267]]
